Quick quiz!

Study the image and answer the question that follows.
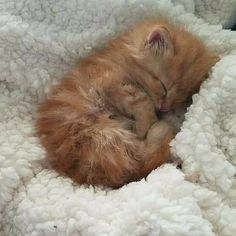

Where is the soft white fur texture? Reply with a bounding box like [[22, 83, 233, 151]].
[[173, 0, 236, 28], [0, 0, 236, 235], [194, 0, 236, 28]]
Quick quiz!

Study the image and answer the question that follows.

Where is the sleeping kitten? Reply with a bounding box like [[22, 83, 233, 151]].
[[36, 18, 218, 188]]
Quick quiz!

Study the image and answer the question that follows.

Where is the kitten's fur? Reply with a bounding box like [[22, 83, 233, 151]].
[[36, 19, 218, 188]]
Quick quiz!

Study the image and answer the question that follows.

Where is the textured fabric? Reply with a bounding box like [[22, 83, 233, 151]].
[[173, 0, 236, 28], [0, 0, 236, 235], [194, 0, 236, 28]]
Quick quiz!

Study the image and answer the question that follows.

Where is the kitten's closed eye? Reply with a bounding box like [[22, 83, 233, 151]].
[[159, 80, 167, 98]]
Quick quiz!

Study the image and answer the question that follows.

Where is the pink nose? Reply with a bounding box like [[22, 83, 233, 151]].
[[156, 102, 163, 110], [159, 103, 170, 112]]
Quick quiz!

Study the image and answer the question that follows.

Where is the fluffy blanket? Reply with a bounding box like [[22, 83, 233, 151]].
[[1, 0, 236, 235], [172, 0, 236, 28]]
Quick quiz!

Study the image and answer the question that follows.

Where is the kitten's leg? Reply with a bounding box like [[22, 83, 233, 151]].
[[118, 83, 157, 139], [140, 121, 175, 176], [145, 120, 174, 145]]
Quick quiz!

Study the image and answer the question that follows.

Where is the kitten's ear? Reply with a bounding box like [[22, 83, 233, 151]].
[[145, 27, 174, 56]]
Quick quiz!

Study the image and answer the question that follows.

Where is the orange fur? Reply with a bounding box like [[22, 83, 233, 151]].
[[36, 18, 218, 188]]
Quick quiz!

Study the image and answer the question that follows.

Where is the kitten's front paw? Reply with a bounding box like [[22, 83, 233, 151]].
[[146, 121, 174, 145], [135, 117, 157, 140]]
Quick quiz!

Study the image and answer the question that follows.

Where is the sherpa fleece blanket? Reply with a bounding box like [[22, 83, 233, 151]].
[[1, 0, 236, 236], [172, 0, 236, 28]]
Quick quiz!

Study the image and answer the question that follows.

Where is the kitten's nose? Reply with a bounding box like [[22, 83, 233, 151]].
[[158, 102, 170, 112], [160, 107, 170, 112], [155, 100, 170, 117]]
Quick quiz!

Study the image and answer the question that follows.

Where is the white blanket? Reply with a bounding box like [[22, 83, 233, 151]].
[[1, 0, 236, 235], [172, 0, 236, 28]]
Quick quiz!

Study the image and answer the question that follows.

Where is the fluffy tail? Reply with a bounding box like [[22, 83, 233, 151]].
[[36, 80, 173, 188]]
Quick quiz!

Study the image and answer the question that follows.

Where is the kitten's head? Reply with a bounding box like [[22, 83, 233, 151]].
[[127, 19, 219, 111]]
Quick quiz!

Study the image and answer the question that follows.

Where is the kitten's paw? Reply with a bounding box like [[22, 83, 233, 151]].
[[146, 121, 174, 145], [121, 82, 140, 97], [135, 117, 157, 139]]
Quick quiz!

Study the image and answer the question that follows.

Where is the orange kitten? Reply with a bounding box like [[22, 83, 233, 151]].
[[36, 19, 217, 188]]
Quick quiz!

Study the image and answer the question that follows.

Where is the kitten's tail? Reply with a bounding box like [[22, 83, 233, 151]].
[[37, 100, 173, 188]]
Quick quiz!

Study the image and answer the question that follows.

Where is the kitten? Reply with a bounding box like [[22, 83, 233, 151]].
[[36, 18, 218, 188]]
